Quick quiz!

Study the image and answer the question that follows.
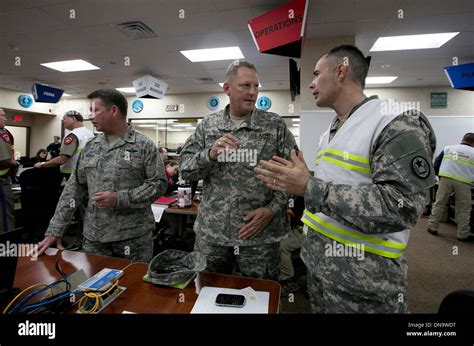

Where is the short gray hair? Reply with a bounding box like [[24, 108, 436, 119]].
[[225, 59, 257, 83]]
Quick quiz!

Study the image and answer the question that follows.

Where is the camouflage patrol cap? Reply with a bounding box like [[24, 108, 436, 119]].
[[147, 249, 206, 286]]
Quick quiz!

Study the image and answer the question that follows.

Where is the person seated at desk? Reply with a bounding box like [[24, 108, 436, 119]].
[[30, 149, 48, 164], [164, 160, 179, 195]]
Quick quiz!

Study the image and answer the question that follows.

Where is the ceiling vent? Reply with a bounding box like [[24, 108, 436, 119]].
[[115, 21, 157, 40], [192, 77, 215, 84]]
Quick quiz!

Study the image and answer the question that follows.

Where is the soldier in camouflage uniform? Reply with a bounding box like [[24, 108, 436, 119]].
[[179, 60, 296, 280], [255, 45, 436, 313], [37, 89, 167, 262]]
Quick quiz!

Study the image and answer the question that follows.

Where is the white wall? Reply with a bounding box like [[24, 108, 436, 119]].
[[5, 126, 27, 159], [365, 87, 474, 116], [0, 88, 59, 115], [57, 91, 300, 120]]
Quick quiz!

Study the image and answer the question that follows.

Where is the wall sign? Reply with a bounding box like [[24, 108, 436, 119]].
[[132, 100, 144, 113], [444, 62, 474, 91], [207, 96, 220, 111], [256, 96, 271, 111], [31, 83, 63, 103], [430, 92, 447, 108], [18, 94, 33, 108], [166, 105, 179, 112], [248, 0, 308, 58]]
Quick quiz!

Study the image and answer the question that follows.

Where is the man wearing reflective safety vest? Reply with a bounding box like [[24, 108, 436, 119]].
[[0, 108, 19, 233], [428, 133, 474, 241], [255, 45, 436, 313]]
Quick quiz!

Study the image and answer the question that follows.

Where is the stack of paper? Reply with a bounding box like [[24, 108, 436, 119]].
[[191, 286, 269, 314]]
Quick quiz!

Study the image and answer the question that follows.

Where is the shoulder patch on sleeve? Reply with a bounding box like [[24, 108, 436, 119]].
[[411, 156, 430, 179], [64, 134, 74, 145], [0, 132, 10, 143]]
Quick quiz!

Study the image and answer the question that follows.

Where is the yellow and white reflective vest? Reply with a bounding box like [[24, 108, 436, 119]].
[[60, 126, 94, 174], [302, 98, 411, 259], [0, 128, 14, 177], [438, 144, 474, 185]]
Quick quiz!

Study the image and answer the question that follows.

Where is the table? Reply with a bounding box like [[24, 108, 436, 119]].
[[13, 248, 131, 289], [13, 249, 281, 314], [163, 200, 199, 236], [103, 263, 280, 313]]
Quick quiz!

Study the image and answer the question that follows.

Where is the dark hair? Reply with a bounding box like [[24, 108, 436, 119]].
[[36, 148, 47, 156], [164, 160, 178, 167], [327, 45, 369, 88], [87, 89, 128, 117], [158, 147, 168, 153], [462, 133, 474, 145], [35, 149, 47, 162], [64, 110, 83, 122]]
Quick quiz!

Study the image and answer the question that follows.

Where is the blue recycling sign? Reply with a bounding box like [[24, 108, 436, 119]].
[[256, 96, 271, 110], [18, 94, 33, 108], [207, 96, 220, 111], [132, 100, 144, 113]]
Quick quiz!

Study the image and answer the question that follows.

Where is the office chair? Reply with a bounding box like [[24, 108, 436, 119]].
[[438, 289, 474, 314], [19, 167, 62, 242]]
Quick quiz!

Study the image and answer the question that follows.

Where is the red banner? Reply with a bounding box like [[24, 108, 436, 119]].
[[248, 0, 308, 58]]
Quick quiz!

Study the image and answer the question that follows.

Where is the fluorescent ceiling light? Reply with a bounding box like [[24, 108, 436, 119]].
[[132, 120, 157, 124], [136, 125, 156, 128], [116, 87, 135, 94], [158, 127, 168, 130], [181, 46, 244, 62], [40, 59, 100, 72], [219, 82, 262, 87], [370, 32, 459, 52], [292, 118, 300, 122], [172, 123, 194, 127], [365, 76, 398, 84], [168, 129, 184, 132], [62, 93, 72, 97]]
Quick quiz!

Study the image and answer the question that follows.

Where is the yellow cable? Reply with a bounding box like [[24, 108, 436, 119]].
[[78, 280, 119, 314], [2, 284, 50, 314]]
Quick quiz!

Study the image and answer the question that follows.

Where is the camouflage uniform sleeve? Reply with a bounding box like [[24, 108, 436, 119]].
[[59, 133, 79, 157], [116, 141, 167, 209], [179, 120, 217, 181], [266, 119, 297, 215], [45, 152, 88, 237], [304, 112, 436, 234]]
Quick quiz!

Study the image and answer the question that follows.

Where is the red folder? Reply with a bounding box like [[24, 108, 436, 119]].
[[154, 196, 177, 205]]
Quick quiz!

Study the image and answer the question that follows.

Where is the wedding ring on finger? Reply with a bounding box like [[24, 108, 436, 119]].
[[273, 179, 277, 186]]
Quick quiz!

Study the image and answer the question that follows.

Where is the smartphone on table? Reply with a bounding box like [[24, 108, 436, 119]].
[[215, 293, 246, 308]]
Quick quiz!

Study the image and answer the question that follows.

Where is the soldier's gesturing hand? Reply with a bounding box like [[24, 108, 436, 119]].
[[254, 149, 311, 197], [208, 133, 240, 161], [36, 235, 65, 256], [238, 207, 274, 240], [92, 191, 118, 208]]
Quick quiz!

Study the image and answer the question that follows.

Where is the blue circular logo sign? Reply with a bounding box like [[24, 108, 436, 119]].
[[132, 100, 143, 113], [207, 96, 220, 111], [18, 95, 33, 108], [256, 96, 271, 111]]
